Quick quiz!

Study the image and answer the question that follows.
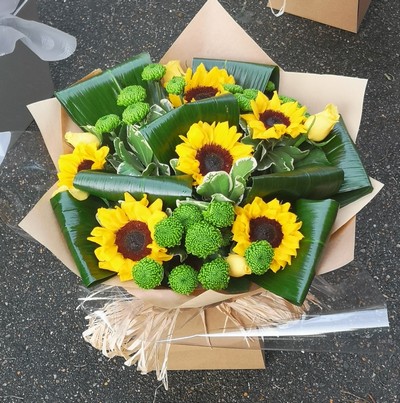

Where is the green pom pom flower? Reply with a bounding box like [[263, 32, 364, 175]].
[[142, 63, 166, 81], [132, 257, 164, 289], [203, 201, 235, 228], [185, 221, 222, 258], [165, 76, 186, 95], [198, 258, 230, 291], [244, 240, 274, 275], [122, 102, 150, 125], [117, 85, 147, 107], [234, 93, 252, 112], [154, 216, 184, 248], [279, 95, 299, 104], [223, 83, 243, 94], [94, 114, 121, 134], [172, 204, 203, 230], [265, 80, 276, 93], [243, 88, 259, 100], [168, 264, 198, 295]]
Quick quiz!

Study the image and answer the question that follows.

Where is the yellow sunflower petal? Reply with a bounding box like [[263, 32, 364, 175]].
[[96, 207, 129, 231]]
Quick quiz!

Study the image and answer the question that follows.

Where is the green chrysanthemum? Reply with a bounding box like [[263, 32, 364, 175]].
[[185, 221, 222, 258], [132, 257, 164, 289], [117, 85, 147, 107], [165, 76, 186, 95], [244, 240, 274, 275], [265, 80, 276, 93], [223, 83, 243, 94], [142, 63, 166, 81], [198, 257, 230, 291], [172, 204, 203, 230], [122, 102, 150, 125], [154, 216, 184, 248], [94, 114, 121, 134], [234, 93, 253, 112], [203, 201, 235, 228], [168, 264, 198, 295], [243, 88, 258, 100]]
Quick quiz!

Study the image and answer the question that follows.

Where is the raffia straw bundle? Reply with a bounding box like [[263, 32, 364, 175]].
[[82, 288, 311, 388]]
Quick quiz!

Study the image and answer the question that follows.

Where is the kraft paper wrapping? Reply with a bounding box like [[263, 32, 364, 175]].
[[19, 0, 382, 370]]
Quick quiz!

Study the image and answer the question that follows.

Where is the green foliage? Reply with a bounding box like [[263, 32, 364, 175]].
[[196, 157, 257, 203]]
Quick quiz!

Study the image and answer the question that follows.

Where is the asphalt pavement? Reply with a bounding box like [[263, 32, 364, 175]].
[[1, 0, 399, 401]]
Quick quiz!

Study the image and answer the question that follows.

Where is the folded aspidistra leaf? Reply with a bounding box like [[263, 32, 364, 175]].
[[245, 165, 344, 203], [55, 52, 153, 127], [50, 191, 115, 287], [73, 171, 193, 209], [321, 118, 373, 206]]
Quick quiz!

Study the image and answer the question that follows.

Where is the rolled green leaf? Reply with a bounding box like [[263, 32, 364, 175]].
[[55, 53, 153, 127], [192, 58, 279, 92], [322, 118, 373, 206], [139, 94, 239, 163], [50, 191, 115, 287], [73, 171, 193, 209], [251, 198, 340, 305], [244, 165, 344, 204]]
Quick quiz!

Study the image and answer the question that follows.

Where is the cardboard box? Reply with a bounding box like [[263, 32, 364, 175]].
[[0, 0, 54, 132], [268, 0, 371, 33]]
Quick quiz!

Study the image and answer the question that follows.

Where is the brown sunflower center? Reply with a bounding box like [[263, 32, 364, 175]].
[[185, 86, 218, 102], [249, 217, 283, 248], [260, 110, 290, 129], [115, 220, 151, 261], [196, 144, 233, 176], [78, 159, 93, 171]]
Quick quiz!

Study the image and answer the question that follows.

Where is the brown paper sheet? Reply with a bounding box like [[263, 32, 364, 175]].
[[19, 0, 382, 370]]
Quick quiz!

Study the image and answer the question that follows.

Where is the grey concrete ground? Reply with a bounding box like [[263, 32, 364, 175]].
[[1, 0, 399, 401]]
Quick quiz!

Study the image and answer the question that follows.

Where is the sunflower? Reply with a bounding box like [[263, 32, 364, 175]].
[[88, 193, 172, 282], [241, 91, 307, 140], [56, 142, 109, 200], [232, 197, 303, 272], [175, 121, 253, 185], [168, 63, 235, 107]]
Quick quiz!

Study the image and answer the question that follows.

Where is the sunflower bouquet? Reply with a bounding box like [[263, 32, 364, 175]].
[[49, 53, 373, 307]]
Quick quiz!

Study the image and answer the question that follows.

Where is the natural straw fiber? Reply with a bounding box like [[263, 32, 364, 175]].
[[81, 288, 311, 388]]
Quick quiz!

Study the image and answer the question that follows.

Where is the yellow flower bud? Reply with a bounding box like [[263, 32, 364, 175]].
[[162, 60, 185, 86], [305, 104, 339, 142], [226, 253, 251, 278], [64, 131, 100, 148]]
